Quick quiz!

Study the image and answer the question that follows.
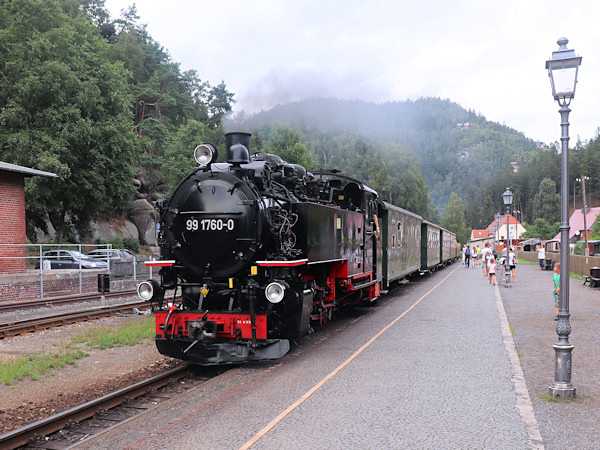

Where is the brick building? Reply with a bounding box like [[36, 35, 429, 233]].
[[0, 162, 57, 273]]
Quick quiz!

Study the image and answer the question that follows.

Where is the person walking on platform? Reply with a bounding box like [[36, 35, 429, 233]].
[[488, 257, 497, 285], [553, 262, 560, 320], [465, 245, 471, 268], [537, 244, 545, 269], [508, 247, 517, 282], [481, 243, 491, 277], [462, 244, 466, 265], [474, 245, 480, 267]]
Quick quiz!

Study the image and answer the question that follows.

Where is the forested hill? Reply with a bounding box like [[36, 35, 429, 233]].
[[239, 97, 539, 214]]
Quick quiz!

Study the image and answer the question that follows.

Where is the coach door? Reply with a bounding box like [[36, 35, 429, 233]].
[[364, 194, 381, 278]]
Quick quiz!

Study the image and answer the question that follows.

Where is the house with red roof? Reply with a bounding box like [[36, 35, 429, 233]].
[[550, 206, 600, 243], [486, 214, 525, 241], [469, 229, 492, 241]]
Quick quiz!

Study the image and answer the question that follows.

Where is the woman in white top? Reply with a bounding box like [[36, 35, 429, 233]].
[[508, 248, 517, 282]]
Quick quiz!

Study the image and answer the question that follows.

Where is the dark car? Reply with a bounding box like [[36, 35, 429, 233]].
[[35, 250, 108, 270], [87, 249, 136, 263]]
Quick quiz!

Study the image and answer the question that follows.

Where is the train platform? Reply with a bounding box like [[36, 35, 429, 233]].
[[76, 262, 600, 449]]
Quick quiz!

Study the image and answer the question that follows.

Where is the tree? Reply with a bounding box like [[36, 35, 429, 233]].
[[0, 0, 136, 241], [440, 192, 470, 244], [160, 120, 208, 191], [263, 125, 316, 169], [521, 218, 559, 241], [532, 178, 560, 224], [588, 214, 600, 240]]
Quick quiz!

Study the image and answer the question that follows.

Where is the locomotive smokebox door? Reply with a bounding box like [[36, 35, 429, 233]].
[[166, 171, 263, 279]]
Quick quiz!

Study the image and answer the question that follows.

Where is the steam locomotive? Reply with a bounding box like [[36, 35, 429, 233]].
[[137, 132, 458, 365]]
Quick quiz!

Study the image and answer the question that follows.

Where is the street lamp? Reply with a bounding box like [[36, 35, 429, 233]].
[[576, 176, 590, 256], [502, 188, 513, 256], [546, 37, 581, 398]]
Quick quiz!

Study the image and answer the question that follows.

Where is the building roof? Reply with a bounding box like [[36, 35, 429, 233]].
[[486, 214, 520, 232], [0, 161, 57, 178], [471, 229, 491, 239], [551, 206, 600, 241]]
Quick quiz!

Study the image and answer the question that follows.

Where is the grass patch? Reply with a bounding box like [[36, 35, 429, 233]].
[[71, 316, 155, 350], [509, 323, 515, 335], [0, 316, 155, 385], [540, 393, 582, 403], [516, 259, 535, 265], [0, 349, 88, 385]]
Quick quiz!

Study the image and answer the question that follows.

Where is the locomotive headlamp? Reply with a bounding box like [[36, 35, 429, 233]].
[[265, 281, 286, 303], [194, 143, 218, 165], [137, 279, 163, 303]]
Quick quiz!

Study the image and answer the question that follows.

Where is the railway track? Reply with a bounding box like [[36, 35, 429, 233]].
[[0, 364, 196, 449], [0, 290, 138, 314], [0, 301, 151, 339]]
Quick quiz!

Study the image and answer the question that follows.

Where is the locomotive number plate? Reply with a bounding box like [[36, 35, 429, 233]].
[[185, 218, 235, 232]]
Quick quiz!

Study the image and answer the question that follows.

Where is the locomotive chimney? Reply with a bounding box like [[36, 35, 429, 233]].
[[225, 132, 251, 164]]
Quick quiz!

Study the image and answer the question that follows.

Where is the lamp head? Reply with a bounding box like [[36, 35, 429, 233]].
[[502, 188, 514, 206], [546, 37, 582, 102]]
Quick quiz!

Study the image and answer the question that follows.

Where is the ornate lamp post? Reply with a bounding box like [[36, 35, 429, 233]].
[[546, 37, 581, 398], [502, 189, 513, 257]]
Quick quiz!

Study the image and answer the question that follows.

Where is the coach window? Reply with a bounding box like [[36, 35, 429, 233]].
[[392, 220, 396, 248]]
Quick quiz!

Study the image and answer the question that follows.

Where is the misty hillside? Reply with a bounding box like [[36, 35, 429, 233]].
[[239, 97, 539, 212]]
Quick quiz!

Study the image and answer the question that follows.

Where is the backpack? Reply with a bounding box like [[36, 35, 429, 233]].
[[465, 248, 471, 256]]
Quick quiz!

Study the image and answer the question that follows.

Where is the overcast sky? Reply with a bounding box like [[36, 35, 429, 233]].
[[104, 0, 600, 145]]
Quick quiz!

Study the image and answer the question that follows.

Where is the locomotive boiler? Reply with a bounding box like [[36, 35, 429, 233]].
[[138, 132, 383, 365]]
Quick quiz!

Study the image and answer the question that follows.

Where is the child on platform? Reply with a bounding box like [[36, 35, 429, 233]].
[[488, 257, 497, 285], [553, 263, 560, 320]]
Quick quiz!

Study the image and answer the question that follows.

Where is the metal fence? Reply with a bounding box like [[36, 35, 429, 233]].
[[518, 250, 600, 276], [0, 243, 157, 300]]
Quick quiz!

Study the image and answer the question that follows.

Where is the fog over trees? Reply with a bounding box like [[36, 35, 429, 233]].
[[2, 1, 600, 243]]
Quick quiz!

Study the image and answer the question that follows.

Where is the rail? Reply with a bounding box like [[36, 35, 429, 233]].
[[0, 365, 190, 449], [0, 300, 151, 339], [0, 290, 137, 313]]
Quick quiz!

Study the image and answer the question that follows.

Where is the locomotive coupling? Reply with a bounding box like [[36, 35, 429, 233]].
[[188, 320, 218, 340]]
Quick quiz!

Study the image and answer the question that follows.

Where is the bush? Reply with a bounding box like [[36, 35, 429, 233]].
[[95, 237, 139, 253], [123, 238, 140, 253]]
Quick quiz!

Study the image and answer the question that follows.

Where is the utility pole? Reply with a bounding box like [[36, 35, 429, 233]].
[[582, 176, 589, 256], [576, 176, 590, 255]]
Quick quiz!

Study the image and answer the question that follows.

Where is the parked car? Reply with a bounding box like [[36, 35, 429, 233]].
[[35, 250, 109, 270], [87, 248, 136, 263]]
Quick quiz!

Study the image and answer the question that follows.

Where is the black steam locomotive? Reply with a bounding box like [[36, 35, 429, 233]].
[[138, 132, 457, 365]]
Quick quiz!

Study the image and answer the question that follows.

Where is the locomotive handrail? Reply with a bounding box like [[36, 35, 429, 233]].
[[256, 259, 308, 267], [178, 211, 243, 215]]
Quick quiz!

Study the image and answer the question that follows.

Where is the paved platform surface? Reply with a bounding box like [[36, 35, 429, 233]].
[[75, 261, 600, 449]]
